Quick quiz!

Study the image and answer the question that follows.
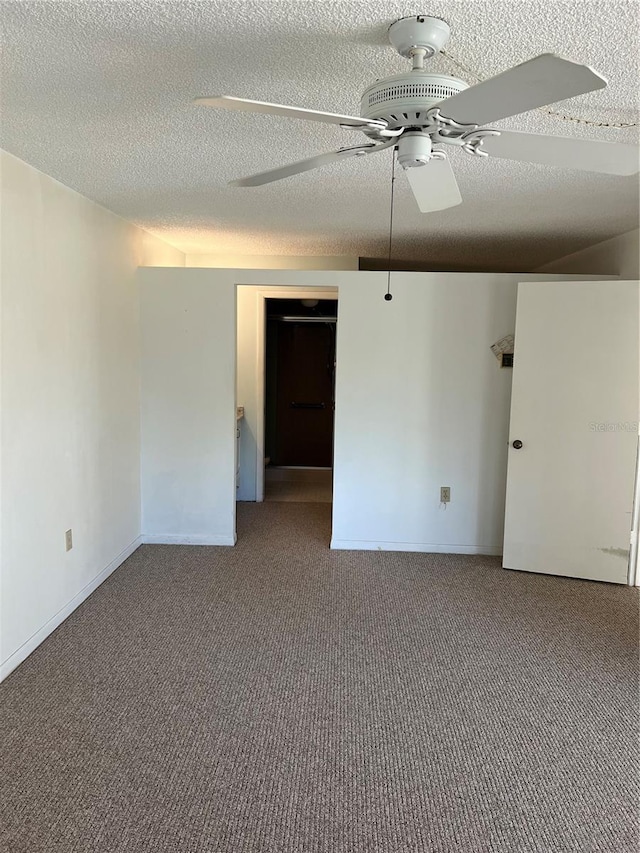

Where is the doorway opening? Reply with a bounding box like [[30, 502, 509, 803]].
[[264, 297, 337, 503]]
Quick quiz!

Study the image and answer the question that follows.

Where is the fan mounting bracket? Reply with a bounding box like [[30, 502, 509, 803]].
[[388, 15, 451, 62], [459, 128, 502, 156]]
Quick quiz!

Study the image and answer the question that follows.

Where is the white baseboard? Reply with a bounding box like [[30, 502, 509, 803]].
[[0, 536, 142, 683], [141, 533, 237, 546], [330, 539, 502, 556]]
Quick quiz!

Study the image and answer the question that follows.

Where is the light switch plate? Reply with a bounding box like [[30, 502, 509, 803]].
[[65, 529, 73, 551]]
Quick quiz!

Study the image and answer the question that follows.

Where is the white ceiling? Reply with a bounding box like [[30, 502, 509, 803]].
[[1, 0, 638, 270]]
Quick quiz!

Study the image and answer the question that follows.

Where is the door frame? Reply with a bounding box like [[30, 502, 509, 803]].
[[629, 433, 640, 585], [253, 287, 339, 502]]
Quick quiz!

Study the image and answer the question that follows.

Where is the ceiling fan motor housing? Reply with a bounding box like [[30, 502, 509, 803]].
[[360, 72, 469, 131]]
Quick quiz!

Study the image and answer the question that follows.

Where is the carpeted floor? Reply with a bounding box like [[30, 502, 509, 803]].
[[264, 468, 333, 503], [265, 480, 333, 502], [1, 502, 638, 853]]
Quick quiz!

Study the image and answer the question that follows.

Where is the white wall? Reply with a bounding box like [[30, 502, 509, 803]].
[[141, 231, 186, 267], [139, 271, 351, 543], [138, 268, 601, 554], [0, 151, 185, 680], [187, 254, 358, 270], [331, 272, 517, 552], [536, 228, 639, 279], [139, 269, 237, 544]]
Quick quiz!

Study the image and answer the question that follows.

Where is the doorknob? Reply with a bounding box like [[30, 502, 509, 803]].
[[512, 440, 523, 449]]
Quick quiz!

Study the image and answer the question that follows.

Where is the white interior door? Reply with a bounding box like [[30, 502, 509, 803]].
[[503, 280, 639, 584]]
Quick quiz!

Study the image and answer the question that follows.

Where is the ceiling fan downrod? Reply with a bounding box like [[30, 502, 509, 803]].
[[409, 47, 428, 71]]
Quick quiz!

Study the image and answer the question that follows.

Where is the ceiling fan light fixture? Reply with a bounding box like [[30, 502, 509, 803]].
[[397, 132, 433, 168]]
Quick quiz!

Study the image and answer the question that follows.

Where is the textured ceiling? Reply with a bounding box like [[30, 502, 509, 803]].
[[1, 0, 638, 270]]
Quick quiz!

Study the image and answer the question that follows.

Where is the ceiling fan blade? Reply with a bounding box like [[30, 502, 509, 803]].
[[479, 130, 639, 175], [230, 140, 396, 186], [403, 156, 462, 213], [437, 54, 607, 126], [194, 95, 387, 131]]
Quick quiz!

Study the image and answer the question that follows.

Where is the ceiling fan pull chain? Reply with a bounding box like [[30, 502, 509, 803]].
[[385, 150, 397, 303]]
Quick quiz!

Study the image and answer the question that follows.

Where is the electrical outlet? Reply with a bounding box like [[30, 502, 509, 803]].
[[65, 529, 73, 551], [440, 487, 451, 503]]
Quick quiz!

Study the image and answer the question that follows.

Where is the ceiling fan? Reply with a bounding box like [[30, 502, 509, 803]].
[[195, 14, 639, 213]]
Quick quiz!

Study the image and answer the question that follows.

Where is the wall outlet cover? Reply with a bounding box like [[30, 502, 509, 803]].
[[440, 487, 451, 503], [65, 529, 73, 551]]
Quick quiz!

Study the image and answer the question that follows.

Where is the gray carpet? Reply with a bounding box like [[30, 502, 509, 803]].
[[1, 502, 638, 853], [265, 480, 333, 502]]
